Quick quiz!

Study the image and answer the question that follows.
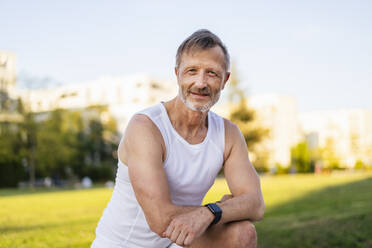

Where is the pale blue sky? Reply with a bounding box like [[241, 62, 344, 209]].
[[2, 0, 371, 112]]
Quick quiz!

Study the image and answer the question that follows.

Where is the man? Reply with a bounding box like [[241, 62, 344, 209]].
[[92, 29, 265, 248]]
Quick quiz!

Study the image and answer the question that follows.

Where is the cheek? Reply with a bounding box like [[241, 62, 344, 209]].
[[211, 88, 221, 97], [210, 79, 223, 91], [178, 81, 190, 95], [179, 76, 194, 88]]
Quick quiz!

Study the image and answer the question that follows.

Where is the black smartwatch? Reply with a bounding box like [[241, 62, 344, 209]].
[[204, 203, 222, 225]]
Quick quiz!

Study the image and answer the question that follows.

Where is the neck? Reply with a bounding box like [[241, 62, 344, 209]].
[[164, 97, 208, 137]]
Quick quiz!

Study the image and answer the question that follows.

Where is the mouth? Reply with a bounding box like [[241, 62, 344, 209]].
[[190, 92, 210, 97]]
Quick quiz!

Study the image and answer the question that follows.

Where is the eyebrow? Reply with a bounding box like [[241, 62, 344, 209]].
[[183, 65, 200, 71]]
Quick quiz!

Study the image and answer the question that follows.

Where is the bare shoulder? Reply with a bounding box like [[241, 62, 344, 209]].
[[223, 118, 243, 138], [118, 114, 165, 164], [125, 114, 160, 134], [223, 118, 246, 161]]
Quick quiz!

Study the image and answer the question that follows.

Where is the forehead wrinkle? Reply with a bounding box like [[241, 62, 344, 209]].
[[180, 52, 225, 72], [179, 46, 226, 70]]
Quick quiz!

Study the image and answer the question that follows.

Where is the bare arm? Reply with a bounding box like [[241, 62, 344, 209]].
[[120, 114, 213, 241], [217, 119, 265, 223]]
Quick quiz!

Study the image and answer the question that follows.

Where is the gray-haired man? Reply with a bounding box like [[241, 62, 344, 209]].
[[92, 29, 264, 248]]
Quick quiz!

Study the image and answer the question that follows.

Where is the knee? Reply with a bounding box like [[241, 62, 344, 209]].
[[229, 221, 257, 248]]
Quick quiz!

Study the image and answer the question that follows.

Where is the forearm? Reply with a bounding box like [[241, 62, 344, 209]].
[[169, 205, 200, 216], [150, 204, 203, 235], [217, 192, 265, 223]]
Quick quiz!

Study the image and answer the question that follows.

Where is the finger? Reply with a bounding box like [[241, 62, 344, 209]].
[[163, 222, 175, 238], [170, 226, 181, 242], [183, 232, 194, 247], [175, 229, 188, 246]]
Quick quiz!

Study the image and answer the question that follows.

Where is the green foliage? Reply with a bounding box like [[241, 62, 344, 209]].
[[291, 137, 346, 173], [291, 142, 313, 173], [253, 155, 270, 173], [0, 102, 119, 188], [354, 160, 366, 170], [229, 99, 255, 122], [321, 138, 342, 169], [0, 97, 29, 187], [35, 110, 77, 177], [275, 163, 289, 174], [229, 100, 268, 150], [0, 123, 28, 187], [227, 65, 269, 169]]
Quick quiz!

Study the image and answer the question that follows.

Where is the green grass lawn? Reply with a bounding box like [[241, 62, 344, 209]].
[[1, 172, 371, 248]]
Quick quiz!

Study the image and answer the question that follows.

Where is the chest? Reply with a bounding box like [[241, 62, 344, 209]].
[[174, 127, 208, 145], [164, 141, 224, 204]]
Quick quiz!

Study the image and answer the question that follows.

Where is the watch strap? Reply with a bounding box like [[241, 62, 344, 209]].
[[204, 203, 222, 225]]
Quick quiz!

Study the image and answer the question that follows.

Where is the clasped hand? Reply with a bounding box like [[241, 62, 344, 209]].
[[162, 194, 233, 246], [162, 207, 213, 246]]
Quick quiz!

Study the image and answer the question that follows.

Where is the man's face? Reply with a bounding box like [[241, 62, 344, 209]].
[[175, 46, 230, 113]]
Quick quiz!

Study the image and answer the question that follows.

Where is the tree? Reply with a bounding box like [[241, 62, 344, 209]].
[[0, 121, 28, 187], [20, 111, 38, 186], [227, 65, 269, 171], [66, 106, 119, 181], [34, 109, 78, 178], [290, 142, 312, 173], [320, 137, 341, 170], [33, 107, 119, 182]]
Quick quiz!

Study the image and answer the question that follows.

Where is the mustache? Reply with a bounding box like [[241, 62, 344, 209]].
[[187, 87, 211, 95]]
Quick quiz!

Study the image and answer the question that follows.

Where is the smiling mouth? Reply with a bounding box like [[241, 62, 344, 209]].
[[190, 92, 210, 97]]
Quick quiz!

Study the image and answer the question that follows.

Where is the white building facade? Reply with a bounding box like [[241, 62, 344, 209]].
[[0, 51, 17, 98], [300, 109, 372, 168], [18, 75, 177, 132], [247, 94, 301, 168]]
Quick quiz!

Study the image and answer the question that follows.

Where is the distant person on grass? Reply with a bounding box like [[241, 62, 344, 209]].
[[91, 29, 265, 248]]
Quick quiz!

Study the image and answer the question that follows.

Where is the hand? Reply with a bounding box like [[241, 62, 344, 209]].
[[163, 207, 214, 246]]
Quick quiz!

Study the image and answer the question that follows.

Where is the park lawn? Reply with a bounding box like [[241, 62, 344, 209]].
[[0, 187, 111, 248], [204, 172, 372, 248], [0, 172, 371, 248]]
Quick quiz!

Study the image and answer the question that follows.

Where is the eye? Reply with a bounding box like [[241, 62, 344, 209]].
[[186, 68, 197, 74], [208, 71, 217, 76]]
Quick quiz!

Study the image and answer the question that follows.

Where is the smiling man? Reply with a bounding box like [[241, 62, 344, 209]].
[[91, 29, 265, 248]]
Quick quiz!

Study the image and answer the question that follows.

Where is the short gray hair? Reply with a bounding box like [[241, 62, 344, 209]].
[[175, 29, 230, 71]]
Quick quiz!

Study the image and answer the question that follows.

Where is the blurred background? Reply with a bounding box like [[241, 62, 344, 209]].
[[0, 1, 371, 247]]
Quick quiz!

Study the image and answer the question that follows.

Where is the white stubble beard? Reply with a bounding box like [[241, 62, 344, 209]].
[[179, 87, 221, 113]]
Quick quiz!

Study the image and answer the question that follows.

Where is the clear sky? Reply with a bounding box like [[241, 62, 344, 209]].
[[2, 0, 371, 112]]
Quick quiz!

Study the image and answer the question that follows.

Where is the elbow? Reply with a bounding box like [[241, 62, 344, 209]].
[[146, 214, 170, 237], [148, 220, 166, 237], [254, 199, 265, 221], [146, 207, 175, 236]]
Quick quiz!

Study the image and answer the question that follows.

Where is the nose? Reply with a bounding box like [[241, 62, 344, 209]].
[[194, 72, 208, 89]]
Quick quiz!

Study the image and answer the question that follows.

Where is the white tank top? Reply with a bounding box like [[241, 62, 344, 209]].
[[92, 102, 225, 248]]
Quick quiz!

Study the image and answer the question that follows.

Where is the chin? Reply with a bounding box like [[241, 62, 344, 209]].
[[185, 101, 212, 113]]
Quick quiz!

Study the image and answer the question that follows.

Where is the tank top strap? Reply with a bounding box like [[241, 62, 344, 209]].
[[136, 102, 225, 162], [136, 103, 171, 164], [208, 111, 225, 155]]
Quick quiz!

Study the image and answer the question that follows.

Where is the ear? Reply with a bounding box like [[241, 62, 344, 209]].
[[174, 67, 178, 77], [221, 72, 230, 90]]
